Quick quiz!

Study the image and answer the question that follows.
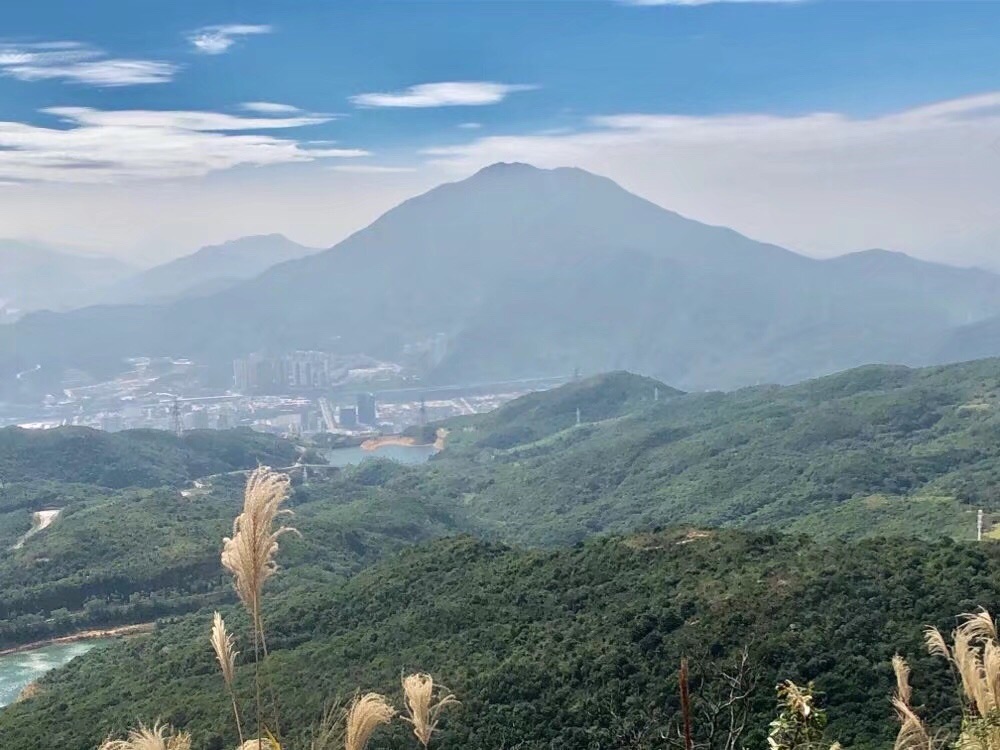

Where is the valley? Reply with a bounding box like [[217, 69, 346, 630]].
[[1, 359, 1000, 746]]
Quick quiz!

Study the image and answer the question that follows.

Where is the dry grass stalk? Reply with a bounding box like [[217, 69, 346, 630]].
[[98, 722, 192, 750], [891, 655, 932, 750], [893, 654, 913, 706], [345, 692, 396, 750], [401, 673, 459, 748], [221, 466, 296, 643], [221, 467, 296, 743], [210, 611, 239, 687], [235, 740, 280, 750], [309, 700, 345, 750], [926, 610, 1000, 717], [209, 611, 245, 745], [922, 609, 1000, 750]]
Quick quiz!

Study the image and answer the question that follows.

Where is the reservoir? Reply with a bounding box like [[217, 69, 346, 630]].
[[0, 640, 106, 707], [323, 443, 438, 467]]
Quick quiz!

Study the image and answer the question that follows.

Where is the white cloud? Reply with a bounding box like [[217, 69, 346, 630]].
[[328, 165, 417, 174], [0, 107, 365, 183], [422, 92, 1000, 264], [0, 42, 176, 86], [458, 122, 483, 129], [242, 102, 302, 114], [188, 24, 272, 55], [351, 81, 536, 108]]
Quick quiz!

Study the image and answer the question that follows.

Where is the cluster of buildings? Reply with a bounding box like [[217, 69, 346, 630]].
[[233, 351, 402, 394]]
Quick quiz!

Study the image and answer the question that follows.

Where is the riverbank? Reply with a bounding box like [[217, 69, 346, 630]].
[[0, 622, 154, 657], [361, 428, 449, 452]]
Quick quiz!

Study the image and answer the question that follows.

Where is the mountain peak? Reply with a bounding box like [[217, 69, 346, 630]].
[[473, 161, 541, 176]]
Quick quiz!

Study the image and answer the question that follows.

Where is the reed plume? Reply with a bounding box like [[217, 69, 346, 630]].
[[344, 692, 396, 750], [221, 467, 296, 743], [891, 655, 932, 750], [401, 673, 459, 749], [235, 740, 280, 750], [98, 722, 192, 750], [923, 609, 1000, 750], [221, 467, 296, 643], [210, 611, 244, 745]]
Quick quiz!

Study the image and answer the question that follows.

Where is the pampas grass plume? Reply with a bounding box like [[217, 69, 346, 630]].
[[402, 673, 459, 749], [98, 722, 192, 750], [345, 693, 396, 750], [221, 467, 296, 628], [210, 611, 239, 688]]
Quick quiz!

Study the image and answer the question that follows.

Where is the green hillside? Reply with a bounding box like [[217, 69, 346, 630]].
[[403, 359, 1000, 544], [0, 426, 302, 488], [1, 529, 995, 750], [3, 360, 1000, 648], [0, 469, 461, 648]]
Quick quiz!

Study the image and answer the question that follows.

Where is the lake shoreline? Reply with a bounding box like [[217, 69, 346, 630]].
[[0, 622, 154, 657], [361, 428, 449, 452]]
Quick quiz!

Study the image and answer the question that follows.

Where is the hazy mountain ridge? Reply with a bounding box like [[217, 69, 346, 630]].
[[96, 234, 318, 305], [0, 241, 134, 315], [4, 164, 1000, 391]]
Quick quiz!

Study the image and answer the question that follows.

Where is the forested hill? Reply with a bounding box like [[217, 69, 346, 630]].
[[402, 358, 1000, 543], [451, 370, 679, 448], [3, 529, 996, 750], [0, 427, 301, 488]]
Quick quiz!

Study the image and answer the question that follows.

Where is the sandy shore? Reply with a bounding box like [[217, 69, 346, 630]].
[[0, 622, 154, 657], [361, 428, 449, 452]]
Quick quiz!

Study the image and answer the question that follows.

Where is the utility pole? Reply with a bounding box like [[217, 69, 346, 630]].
[[978, 509, 984, 542], [576, 407, 581, 426]]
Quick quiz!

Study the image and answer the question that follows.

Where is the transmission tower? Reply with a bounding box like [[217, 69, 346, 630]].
[[171, 397, 183, 436]]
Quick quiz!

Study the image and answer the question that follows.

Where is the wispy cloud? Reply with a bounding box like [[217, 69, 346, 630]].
[[458, 122, 483, 129], [242, 102, 301, 114], [351, 81, 536, 108], [423, 93, 1000, 260], [328, 164, 416, 174], [0, 107, 365, 183], [188, 24, 272, 55], [0, 41, 176, 86]]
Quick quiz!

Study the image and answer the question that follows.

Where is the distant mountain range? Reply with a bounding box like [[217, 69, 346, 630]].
[[3, 162, 1000, 394], [0, 234, 317, 317], [0, 241, 133, 315], [96, 234, 318, 305]]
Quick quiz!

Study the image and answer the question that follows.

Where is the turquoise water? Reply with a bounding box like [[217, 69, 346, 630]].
[[0, 641, 105, 707], [323, 443, 437, 467]]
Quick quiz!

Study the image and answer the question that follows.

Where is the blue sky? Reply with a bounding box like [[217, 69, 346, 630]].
[[2, 1, 999, 267]]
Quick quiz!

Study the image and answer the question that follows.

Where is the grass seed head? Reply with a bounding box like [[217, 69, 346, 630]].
[[345, 692, 396, 750]]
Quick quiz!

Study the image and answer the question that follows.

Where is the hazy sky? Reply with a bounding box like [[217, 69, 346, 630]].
[[1, 0, 999, 269]]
